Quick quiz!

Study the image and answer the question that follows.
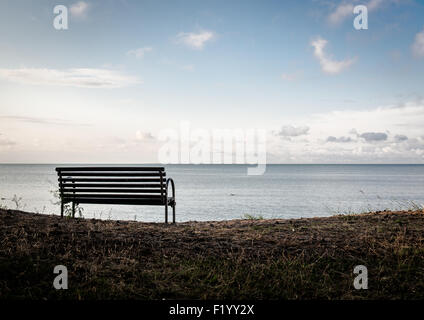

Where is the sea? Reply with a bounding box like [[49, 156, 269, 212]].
[[1, 164, 424, 222]]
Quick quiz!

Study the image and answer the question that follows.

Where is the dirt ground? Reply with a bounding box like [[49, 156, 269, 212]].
[[1, 208, 424, 299]]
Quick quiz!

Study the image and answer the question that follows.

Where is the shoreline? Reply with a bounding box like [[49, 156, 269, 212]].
[[1, 208, 424, 299]]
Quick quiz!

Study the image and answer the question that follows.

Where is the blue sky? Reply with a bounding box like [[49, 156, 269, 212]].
[[0, 0, 424, 163]]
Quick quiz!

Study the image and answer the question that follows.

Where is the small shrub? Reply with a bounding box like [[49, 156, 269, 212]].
[[50, 189, 84, 218], [243, 213, 264, 220]]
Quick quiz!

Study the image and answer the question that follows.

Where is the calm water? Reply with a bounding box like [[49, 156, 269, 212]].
[[0, 164, 424, 222]]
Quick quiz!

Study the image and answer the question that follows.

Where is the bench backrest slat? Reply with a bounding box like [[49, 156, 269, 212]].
[[57, 172, 166, 177], [60, 178, 162, 182], [56, 167, 167, 204], [61, 194, 163, 199], [61, 188, 163, 193], [61, 183, 163, 188], [57, 167, 165, 171]]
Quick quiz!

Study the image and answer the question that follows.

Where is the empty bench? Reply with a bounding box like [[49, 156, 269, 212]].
[[55, 167, 176, 223]]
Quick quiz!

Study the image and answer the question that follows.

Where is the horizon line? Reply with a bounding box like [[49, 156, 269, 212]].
[[1, 163, 424, 165]]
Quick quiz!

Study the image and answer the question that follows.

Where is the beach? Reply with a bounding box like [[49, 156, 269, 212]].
[[1, 208, 424, 299]]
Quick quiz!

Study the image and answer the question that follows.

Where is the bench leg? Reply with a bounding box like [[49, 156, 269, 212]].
[[172, 204, 176, 224], [165, 203, 168, 224], [72, 202, 75, 218], [61, 201, 64, 218]]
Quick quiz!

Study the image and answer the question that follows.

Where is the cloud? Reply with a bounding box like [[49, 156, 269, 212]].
[[368, 0, 384, 11], [327, 3, 354, 25], [276, 125, 309, 137], [327, 0, 384, 25], [0, 115, 90, 126], [394, 134, 408, 142], [70, 1, 90, 18], [176, 30, 215, 50], [326, 136, 353, 143], [359, 132, 388, 142], [0, 68, 141, 88], [135, 131, 155, 141], [266, 100, 424, 163], [311, 37, 356, 74], [127, 47, 153, 59], [412, 27, 424, 58], [403, 137, 424, 151], [0, 134, 16, 147]]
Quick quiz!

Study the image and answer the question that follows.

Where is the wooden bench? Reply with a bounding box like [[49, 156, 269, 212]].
[[55, 167, 176, 223]]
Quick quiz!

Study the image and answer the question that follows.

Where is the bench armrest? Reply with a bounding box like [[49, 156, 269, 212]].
[[166, 178, 175, 200]]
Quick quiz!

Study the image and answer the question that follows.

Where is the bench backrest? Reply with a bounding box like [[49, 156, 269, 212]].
[[56, 167, 166, 205]]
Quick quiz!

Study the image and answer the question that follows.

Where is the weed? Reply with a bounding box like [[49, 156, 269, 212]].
[[50, 189, 84, 218], [243, 214, 264, 220]]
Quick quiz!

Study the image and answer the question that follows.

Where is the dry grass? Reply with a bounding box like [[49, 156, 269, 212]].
[[1, 209, 424, 299]]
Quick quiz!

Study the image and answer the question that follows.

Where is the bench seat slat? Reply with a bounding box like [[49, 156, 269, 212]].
[[63, 199, 166, 205]]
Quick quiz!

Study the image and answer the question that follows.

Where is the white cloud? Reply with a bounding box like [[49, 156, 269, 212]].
[[276, 125, 309, 137], [70, 1, 90, 18], [328, 3, 354, 25], [268, 101, 424, 163], [0, 115, 89, 126], [368, 0, 384, 10], [412, 27, 424, 58], [0, 133, 16, 147], [127, 47, 153, 59], [135, 131, 155, 141], [311, 37, 356, 74], [176, 30, 215, 50], [327, 0, 385, 25], [0, 68, 141, 88]]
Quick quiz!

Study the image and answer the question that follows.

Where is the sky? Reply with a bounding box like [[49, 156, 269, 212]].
[[0, 0, 424, 163]]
